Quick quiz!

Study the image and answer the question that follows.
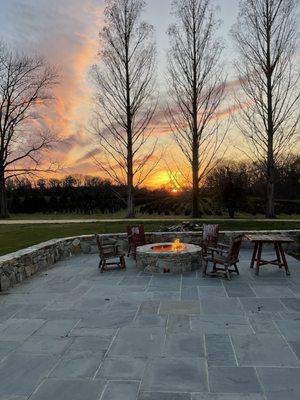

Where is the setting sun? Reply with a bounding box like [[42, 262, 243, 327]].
[[147, 170, 185, 191]]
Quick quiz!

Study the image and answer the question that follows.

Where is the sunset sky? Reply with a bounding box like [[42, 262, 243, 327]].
[[0, 0, 282, 188]]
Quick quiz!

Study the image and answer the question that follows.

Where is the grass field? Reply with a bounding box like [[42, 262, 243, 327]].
[[7, 212, 300, 220], [1, 219, 300, 256]]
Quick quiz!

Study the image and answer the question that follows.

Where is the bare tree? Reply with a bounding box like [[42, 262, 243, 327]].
[[167, 0, 227, 218], [0, 43, 58, 218], [232, 0, 300, 218], [92, 0, 158, 218]]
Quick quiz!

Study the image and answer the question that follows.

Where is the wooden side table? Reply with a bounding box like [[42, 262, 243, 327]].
[[245, 234, 294, 276]]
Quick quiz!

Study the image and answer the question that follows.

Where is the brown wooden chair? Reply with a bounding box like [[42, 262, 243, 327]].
[[127, 225, 146, 259], [202, 235, 243, 280], [95, 234, 126, 273], [201, 224, 220, 257]]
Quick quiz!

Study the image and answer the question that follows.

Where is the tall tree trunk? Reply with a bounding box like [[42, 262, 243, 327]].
[[192, 151, 200, 218], [191, 4, 199, 219], [127, 149, 135, 218], [266, 131, 275, 218], [125, 10, 135, 219], [266, 8, 275, 219], [266, 102, 275, 219], [0, 168, 9, 219]]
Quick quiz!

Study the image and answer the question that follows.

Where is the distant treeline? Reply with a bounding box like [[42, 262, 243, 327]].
[[6, 175, 167, 215], [6, 156, 300, 217]]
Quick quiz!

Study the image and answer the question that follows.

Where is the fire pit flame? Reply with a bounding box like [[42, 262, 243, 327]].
[[151, 239, 186, 253], [172, 239, 186, 252]]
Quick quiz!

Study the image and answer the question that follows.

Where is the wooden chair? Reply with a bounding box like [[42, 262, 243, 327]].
[[201, 224, 220, 257], [202, 235, 243, 280], [127, 225, 146, 259], [95, 234, 126, 273]]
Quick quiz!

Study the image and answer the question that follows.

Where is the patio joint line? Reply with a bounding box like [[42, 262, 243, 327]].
[[203, 333, 211, 392], [180, 273, 183, 301], [273, 319, 300, 364], [253, 366, 268, 400], [228, 334, 239, 367], [98, 380, 109, 400], [221, 280, 229, 298], [27, 377, 48, 400], [92, 327, 120, 381]]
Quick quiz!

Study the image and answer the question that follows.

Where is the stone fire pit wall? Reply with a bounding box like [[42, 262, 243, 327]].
[[0, 230, 299, 292], [136, 243, 202, 274]]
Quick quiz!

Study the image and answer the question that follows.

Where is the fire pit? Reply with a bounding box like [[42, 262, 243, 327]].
[[136, 239, 202, 274]]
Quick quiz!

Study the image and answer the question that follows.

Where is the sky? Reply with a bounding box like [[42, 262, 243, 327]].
[[0, 0, 247, 188]]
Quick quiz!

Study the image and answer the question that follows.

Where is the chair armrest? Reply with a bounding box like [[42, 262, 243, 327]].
[[114, 244, 124, 254], [208, 246, 229, 256], [217, 243, 230, 248], [102, 244, 116, 253]]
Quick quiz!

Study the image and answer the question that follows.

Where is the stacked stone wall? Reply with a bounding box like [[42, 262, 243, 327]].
[[1, 230, 299, 291]]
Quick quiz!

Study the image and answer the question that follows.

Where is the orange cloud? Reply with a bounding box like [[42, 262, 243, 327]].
[[2, 0, 104, 175]]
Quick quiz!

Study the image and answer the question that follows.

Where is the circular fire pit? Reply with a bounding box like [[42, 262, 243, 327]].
[[136, 241, 202, 274]]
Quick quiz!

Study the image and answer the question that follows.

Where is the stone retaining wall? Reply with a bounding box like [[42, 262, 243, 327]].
[[1, 230, 299, 292]]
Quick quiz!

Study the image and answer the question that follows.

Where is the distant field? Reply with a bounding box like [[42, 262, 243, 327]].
[[1, 219, 300, 256], [7, 212, 300, 221]]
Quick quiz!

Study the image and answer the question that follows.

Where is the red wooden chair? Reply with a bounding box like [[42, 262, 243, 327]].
[[127, 225, 146, 259]]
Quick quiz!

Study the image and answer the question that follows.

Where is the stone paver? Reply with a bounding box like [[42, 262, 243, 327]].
[[159, 301, 201, 315], [164, 333, 205, 358], [209, 367, 262, 394], [201, 298, 244, 315], [29, 379, 106, 400], [191, 315, 253, 335], [109, 327, 164, 357], [231, 334, 300, 367], [97, 357, 147, 380], [17, 335, 72, 355], [49, 350, 102, 379], [101, 381, 140, 400], [0, 250, 299, 399], [192, 395, 265, 400], [257, 367, 300, 400], [139, 393, 191, 399], [0, 354, 56, 397], [205, 334, 236, 366], [142, 357, 208, 392]]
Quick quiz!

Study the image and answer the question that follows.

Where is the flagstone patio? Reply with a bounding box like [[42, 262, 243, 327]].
[[0, 249, 300, 399]]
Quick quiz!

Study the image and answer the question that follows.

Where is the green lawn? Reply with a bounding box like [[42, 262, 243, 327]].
[[1, 219, 300, 256], [7, 212, 300, 220]]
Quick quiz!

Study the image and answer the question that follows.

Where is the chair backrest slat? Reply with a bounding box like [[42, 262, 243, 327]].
[[228, 235, 243, 262], [202, 224, 219, 251], [127, 225, 146, 244]]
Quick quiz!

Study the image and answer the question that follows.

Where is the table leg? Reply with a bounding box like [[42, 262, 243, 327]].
[[274, 243, 282, 269], [278, 243, 291, 276], [255, 243, 263, 276], [250, 242, 258, 269]]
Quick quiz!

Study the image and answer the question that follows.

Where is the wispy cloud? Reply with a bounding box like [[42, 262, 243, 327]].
[[0, 0, 104, 172]]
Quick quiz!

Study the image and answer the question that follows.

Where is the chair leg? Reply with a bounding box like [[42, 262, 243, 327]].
[[120, 255, 126, 270], [234, 263, 240, 275], [100, 260, 106, 274], [133, 245, 137, 260], [225, 264, 231, 280], [202, 260, 208, 277]]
